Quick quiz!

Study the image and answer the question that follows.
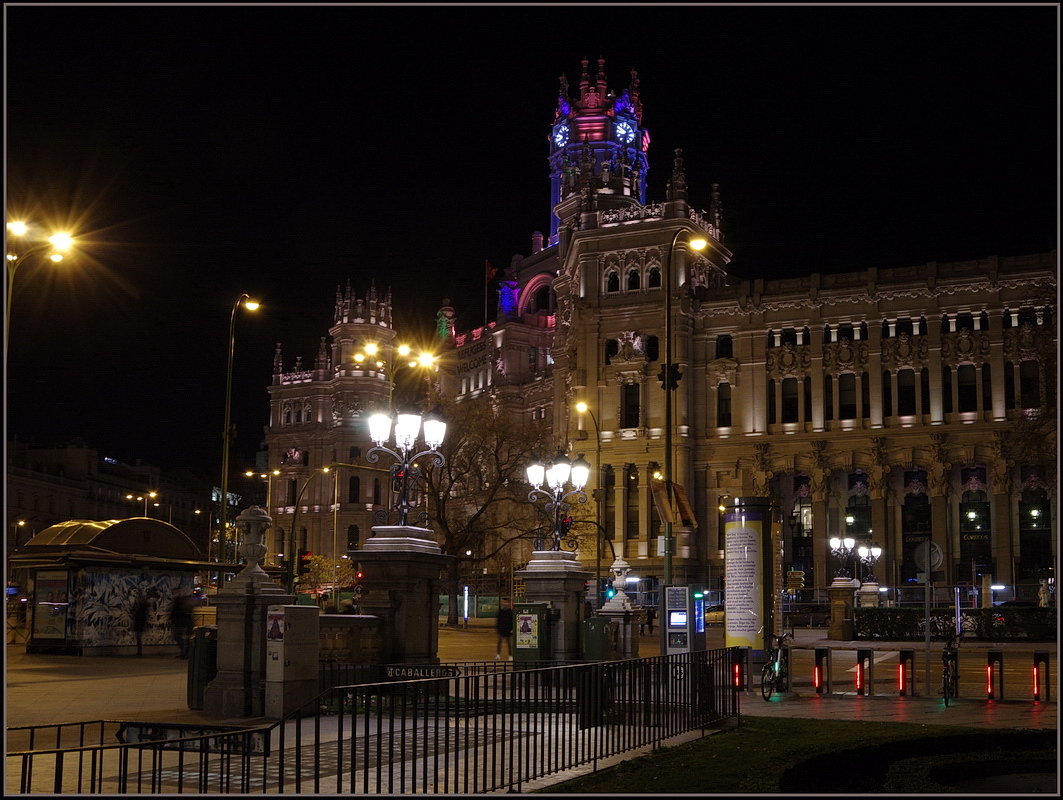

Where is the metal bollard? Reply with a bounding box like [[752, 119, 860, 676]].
[[731, 648, 748, 692], [813, 647, 831, 694], [856, 648, 874, 696], [987, 650, 1004, 700], [898, 649, 915, 696], [1033, 651, 1050, 702]]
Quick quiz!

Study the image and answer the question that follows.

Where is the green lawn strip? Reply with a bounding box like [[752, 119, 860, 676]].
[[534, 717, 1050, 794]]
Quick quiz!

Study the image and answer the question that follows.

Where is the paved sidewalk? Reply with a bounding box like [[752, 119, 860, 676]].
[[5, 619, 1057, 732]]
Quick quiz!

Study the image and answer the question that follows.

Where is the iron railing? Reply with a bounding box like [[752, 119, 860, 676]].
[[7, 647, 741, 795]]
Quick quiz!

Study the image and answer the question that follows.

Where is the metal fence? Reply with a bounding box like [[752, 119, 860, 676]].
[[7, 647, 741, 795]]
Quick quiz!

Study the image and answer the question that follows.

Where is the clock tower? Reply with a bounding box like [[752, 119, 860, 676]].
[[547, 58, 649, 245]]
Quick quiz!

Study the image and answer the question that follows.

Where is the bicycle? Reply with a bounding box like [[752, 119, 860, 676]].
[[940, 633, 958, 706], [760, 631, 793, 701]]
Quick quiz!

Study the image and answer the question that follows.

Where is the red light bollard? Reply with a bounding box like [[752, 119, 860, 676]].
[[856, 648, 874, 696], [813, 647, 831, 694], [897, 649, 915, 696], [1033, 651, 1050, 702], [731, 648, 749, 692], [986, 650, 1004, 700]]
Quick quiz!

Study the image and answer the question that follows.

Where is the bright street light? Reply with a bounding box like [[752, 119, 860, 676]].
[[5, 220, 77, 357]]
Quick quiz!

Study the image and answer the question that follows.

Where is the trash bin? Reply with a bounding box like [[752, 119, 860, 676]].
[[187, 624, 218, 710]]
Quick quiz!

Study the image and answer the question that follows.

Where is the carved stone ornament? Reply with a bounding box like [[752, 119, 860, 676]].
[[331, 393, 362, 426], [766, 343, 811, 379], [822, 337, 869, 373], [707, 358, 738, 386], [1003, 322, 1051, 362], [881, 332, 928, 371], [612, 331, 645, 364], [941, 329, 991, 367]]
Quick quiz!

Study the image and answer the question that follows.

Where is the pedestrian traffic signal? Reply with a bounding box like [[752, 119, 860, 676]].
[[297, 550, 312, 576], [356, 569, 364, 581]]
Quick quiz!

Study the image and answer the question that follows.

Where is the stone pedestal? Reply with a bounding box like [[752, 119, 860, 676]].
[[596, 555, 639, 658], [827, 583, 856, 641], [354, 525, 452, 664], [203, 506, 293, 719], [857, 581, 880, 608], [517, 550, 591, 662]]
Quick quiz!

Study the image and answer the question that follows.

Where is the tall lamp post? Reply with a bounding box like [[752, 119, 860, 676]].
[[218, 294, 260, 565], [575, 401, 604, 606], [6, 221, 75, 358], [525, 451, 590, 551], [661, 229, 707, 590], [126, 491, 158, 516], [367, 409, 447, 528]]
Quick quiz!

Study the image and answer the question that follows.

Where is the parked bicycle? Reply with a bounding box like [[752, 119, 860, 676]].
[[760, 631, 793, 701], [940, 632, 959, 706]]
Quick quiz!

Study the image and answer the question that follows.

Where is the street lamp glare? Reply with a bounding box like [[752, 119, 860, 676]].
[[48, 232, 74, 252], [7, 221, 29, 236], [396, 343, 410, 356], [575, 401, 588, 414], [243, 299, 260, 311], [688, 237, 708, 251], [417, 351, 436, 368]]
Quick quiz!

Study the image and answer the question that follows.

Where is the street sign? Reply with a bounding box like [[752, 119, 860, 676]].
[[384, 665, 461, 679]]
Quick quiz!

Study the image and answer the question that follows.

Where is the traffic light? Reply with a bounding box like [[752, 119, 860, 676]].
[[356, 569, 364, 582], [297, 550, 312, 576], [559, 515, 573, 535], [657, 363, 682, 390], [392, 468, 405, 493]]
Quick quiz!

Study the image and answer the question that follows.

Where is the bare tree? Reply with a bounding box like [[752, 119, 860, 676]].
[[422, 395, 551, 626]]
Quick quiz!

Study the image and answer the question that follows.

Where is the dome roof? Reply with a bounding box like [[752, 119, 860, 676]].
[[22, 517, 202, 560]]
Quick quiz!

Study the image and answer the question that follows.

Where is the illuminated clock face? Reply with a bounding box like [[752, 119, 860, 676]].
[[616, 121, 635, 144], [553, 123, 569, 148]]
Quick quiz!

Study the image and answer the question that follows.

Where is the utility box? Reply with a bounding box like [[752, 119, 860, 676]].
[[187, 625, 218, 710], [583, 616, 618, 662], [513, 602, 551, 664], [265, 605, 320, 718]]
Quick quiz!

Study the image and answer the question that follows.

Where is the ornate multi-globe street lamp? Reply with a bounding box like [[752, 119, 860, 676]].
[[525, 451, 591, 552], [367, 409, 447, 528], [829, 535, 857, 582]]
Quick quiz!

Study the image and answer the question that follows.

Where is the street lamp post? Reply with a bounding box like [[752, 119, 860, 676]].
[[219, 294, 260, 565], [857, 544, 883, 583], [245, 469, 281, 510], [575, 401, 604, 606], [661, 229, 708, 591], [525, 451, 591, 552], [126, 491, 158, 516], [5, 221, 75, 358], [829, 536, 857, 582], [366, 409, 448, 528]]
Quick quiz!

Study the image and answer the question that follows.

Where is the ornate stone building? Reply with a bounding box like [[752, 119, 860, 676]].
[[265, 58, 1057, 602]]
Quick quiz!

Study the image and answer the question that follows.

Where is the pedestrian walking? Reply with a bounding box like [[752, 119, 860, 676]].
[[645, 606, 656, 635], [495, 599, 514, 660], [170, 591, 196, 658], [132, 596, 150, 656]]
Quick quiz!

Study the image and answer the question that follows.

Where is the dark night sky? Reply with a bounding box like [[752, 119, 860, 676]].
[[5, 4, 1058, 485]]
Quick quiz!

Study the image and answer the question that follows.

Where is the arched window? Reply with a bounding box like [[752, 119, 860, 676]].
[[347, 475, 361, 504], [349, 446, 361, 461], [530, 284, 554, 314], [647, 266, 661, 288], [606, 271, 620, 293], [283, 408, 292, 425], [605, 339, 619, 365], [1004, 361, 1016, 408], [766, 379, 776, 424], [823, 375, 834, 421], [941, 366, 953, 413], [626, 269, 641, 291], [346, 525, 360, 552]]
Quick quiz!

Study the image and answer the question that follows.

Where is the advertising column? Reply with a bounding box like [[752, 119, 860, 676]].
[[724, 497, 775, 657]]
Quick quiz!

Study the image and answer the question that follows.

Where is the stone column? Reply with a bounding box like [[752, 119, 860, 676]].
[[517, 550, 592, 662], [203, 505, 294, 719], [354, 525, 453, 665]]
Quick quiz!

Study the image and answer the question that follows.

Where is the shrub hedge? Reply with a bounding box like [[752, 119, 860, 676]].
[[854, 606, 1056, 640]]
